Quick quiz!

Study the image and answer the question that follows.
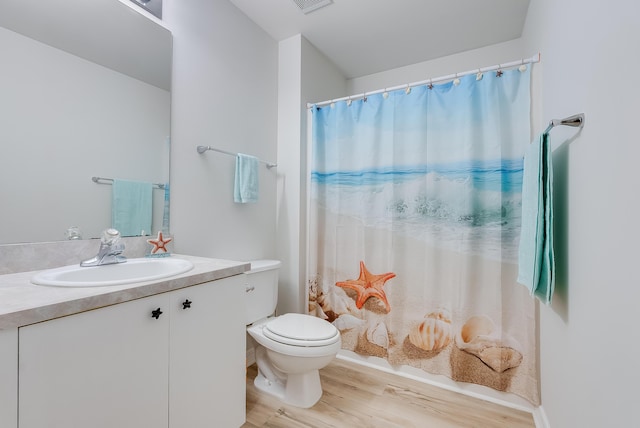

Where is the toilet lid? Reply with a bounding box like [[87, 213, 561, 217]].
[[263, 313, 340, 347]]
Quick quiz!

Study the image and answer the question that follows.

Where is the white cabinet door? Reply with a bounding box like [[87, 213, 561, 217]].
[[19, 294, 170, 428], [169, 275, 246, 428], [0, 328, 17, 428]]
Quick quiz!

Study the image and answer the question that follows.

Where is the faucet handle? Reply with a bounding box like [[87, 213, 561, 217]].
[[101, 228, 121, 245]]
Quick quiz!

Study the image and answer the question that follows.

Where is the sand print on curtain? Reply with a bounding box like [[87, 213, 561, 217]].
[[308, 67, 539, 405]]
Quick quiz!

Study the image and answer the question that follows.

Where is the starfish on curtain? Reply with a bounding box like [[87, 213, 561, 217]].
[[336, 261, 396, 313]]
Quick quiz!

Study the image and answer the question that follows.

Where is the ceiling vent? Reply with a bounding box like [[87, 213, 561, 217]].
[[292, 0, 333, 14]]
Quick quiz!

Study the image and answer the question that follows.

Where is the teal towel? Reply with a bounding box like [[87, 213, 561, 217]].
[[234, 153, 259, 203], [517, 133, 555, 304], [112, 179, 153, 236]]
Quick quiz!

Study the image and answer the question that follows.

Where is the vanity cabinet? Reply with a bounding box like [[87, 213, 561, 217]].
[[18, 275, 245, 428], [0, 328, 18, 428]]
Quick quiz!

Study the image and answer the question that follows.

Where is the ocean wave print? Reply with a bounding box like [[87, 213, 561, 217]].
[[311, 160, 523, 261], [312, 158, 523, 193]]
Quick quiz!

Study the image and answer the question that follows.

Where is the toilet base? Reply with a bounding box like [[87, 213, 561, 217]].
[[253, 369, 323, 409]]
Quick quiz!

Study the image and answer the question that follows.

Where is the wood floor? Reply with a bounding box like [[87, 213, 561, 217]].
[[242, 358, 535, 428]]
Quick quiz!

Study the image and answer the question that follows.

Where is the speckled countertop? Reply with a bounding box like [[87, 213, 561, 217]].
[[0, 255, 250, 330]]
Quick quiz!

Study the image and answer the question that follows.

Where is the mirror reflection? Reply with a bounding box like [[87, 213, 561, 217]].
[[0, 0, 172, 244]]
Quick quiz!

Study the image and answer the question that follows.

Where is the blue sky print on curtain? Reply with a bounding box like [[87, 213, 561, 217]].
[[308, 67, 540, 404]]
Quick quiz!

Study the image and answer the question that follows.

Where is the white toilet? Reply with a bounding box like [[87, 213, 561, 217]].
[[245, 260, 341, 408]]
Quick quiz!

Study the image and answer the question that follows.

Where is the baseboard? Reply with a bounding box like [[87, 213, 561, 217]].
[[532, 405, 551, 428]]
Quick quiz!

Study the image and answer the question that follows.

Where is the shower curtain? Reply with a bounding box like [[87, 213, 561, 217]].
[[308, 67, 539, 404]]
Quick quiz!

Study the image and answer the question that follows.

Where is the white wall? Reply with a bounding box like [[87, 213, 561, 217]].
[[276, 35, 347, 315], [348, 39, 524, 95], [275, 35, 303, 315], [164, 0, 278, 261], [521, 0, 640, 426]]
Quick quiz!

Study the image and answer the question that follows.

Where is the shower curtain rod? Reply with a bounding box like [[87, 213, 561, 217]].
[[196, 145, 277, 169], [308, 53, 541, 108], [543, 113, 585, 135]]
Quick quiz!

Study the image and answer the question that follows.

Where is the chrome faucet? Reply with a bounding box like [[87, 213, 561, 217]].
[[81, 228, 127, 267]]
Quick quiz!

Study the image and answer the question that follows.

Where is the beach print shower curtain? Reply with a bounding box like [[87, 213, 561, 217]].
[[308, 67, 539, 404]]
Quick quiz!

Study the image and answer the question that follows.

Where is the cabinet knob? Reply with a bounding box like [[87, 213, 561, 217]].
[[182, 299, 192, 310], [151, 308, 163, 319]]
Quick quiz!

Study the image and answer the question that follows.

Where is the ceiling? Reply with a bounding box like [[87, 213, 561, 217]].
[[0, 0, 172, 90], [228, 0, 531, 79]]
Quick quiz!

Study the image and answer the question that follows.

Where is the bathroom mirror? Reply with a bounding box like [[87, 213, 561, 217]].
[[0, 0, 172, 244]]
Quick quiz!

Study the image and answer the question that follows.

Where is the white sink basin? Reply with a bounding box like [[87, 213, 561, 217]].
[[32, 258, 194, 287]]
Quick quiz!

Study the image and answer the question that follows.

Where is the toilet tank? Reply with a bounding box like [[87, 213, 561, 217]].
[[244, 260, 280, 325]]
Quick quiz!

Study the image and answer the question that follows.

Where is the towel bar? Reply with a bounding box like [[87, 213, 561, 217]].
[[92, 176, 165, 189], [196, 145, 277, 169]]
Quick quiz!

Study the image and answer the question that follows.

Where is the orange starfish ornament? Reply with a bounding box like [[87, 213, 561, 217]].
[[147, 231, 173, 254], [336, 261, 396, 313]]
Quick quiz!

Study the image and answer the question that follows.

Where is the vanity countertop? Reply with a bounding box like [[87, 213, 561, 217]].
[[0, 255, 250, 330]]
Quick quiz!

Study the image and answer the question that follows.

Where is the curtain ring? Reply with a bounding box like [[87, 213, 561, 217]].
[[405, 84, 411, 95], [476, 68, 483, 81], [427, 79, 433, 90], [382, 88, 389, 99], [518, 59, 527, 72]]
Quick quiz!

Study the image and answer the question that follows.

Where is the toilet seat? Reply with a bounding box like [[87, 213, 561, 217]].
[[263, 313, 340, 347]]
